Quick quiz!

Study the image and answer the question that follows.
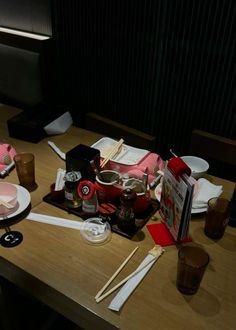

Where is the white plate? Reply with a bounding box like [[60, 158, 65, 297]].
[[0, 184, 31, 220], [191, 207, 207, 214], [91, 137, 149, 165], [154, 183, 207, 214]]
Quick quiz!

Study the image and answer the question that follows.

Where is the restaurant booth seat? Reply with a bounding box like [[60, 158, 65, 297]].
[[190, 129, 236, 182], [85, 112, 157, 151]]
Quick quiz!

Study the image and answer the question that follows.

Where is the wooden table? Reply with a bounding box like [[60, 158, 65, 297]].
[[0, 105, 236, 330]]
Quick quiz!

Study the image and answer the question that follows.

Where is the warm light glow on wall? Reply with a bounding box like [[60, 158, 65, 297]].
[[0, 27, 50, 40]]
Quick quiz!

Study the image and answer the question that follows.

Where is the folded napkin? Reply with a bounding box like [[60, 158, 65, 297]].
[[192, 178, 223, 209]]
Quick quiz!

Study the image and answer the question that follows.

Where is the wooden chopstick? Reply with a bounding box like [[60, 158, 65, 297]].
[[0, 199, 14, 209], [95, 246, 139, 300], [100, 138, 124, 168], [95, 257, 156, 303]]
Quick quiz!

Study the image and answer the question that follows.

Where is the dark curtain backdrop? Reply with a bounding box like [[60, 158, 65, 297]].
[[0, 0, 235, 159], [52, 0, 236, 158]]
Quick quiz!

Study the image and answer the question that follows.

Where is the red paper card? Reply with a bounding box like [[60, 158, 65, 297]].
[[146, 223, 192, 246]]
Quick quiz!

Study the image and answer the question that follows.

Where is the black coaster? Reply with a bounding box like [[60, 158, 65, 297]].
[[0, 231, 23, 248]]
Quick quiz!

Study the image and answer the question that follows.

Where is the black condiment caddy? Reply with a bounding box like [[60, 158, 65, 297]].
[[43, 189, 159, 239]]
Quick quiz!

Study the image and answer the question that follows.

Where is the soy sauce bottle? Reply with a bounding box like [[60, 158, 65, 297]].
[[116, 188, 137, 232]]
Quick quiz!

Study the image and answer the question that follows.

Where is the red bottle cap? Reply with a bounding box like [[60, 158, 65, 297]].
[[78, 180, 95, 200]]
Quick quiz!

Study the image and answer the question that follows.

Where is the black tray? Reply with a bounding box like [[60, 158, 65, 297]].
[[43, 192, 159, 239]]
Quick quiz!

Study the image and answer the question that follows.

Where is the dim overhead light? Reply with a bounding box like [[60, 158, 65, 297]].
[[0, 27, 50, 40]]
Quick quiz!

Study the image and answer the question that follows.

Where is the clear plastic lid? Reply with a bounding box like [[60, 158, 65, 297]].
[[80, 217, 111, 245]]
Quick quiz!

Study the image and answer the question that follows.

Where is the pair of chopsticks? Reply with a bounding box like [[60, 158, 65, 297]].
[[100, 138, 124, 168], [0, 199, 14, 209], [95, 245, 164, 303], [95, 246, 139, 303]]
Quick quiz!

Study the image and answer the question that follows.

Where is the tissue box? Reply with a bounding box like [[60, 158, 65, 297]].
[[66, 144, 100, 182]]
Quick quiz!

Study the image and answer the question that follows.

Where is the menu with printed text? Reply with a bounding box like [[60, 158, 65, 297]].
[[159, 166, 194, 241]]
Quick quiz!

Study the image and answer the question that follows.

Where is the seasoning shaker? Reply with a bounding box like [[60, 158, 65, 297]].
[[64, 171, 82, 208]]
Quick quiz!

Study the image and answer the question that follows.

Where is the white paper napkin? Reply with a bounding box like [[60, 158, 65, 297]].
[[48, 141, 66, 160], [108, 252, 162, 312], [192, 178, 223, 209], [27, 212, 84, 229], [44, 111, 73, 135]]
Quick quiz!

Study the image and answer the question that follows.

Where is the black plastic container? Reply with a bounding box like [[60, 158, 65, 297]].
[[66, 144, 100, 182]]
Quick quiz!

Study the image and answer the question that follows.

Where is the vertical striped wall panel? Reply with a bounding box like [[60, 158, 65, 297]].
[[0, 0, 52, 36], [53, 0, 236, 158]]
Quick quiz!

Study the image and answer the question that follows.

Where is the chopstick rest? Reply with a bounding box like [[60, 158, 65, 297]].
[[107, 245, 164, 311]]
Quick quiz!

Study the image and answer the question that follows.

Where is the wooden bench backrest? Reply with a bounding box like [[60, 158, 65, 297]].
[[190, 129, 236, 181], [85, 112, 156, 151], [190, 129, 236, 166]]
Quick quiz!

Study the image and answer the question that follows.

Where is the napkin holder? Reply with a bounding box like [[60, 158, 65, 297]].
[[66, 144, 100, 182]]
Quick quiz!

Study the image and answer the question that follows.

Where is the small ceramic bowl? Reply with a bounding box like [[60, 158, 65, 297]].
[[181, 156, 209, 179], [0, 182, 18, 215]]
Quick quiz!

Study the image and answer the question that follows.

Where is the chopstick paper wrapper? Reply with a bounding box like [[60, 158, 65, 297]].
[[48, 141, 66, 160], [108, 245, 164, 312], [27, 212, 105, 233]]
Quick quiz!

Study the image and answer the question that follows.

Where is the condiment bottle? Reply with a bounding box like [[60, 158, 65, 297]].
[[116, 188, 137, 232], [64, 171, 82, 208], [78, 180, 99, 215]]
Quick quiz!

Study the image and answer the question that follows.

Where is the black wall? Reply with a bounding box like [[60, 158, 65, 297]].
[[0, 1, 56, 109], [52, 0, 236, 159], [0, 0, 52, 35], [0, 0, 235, 162]]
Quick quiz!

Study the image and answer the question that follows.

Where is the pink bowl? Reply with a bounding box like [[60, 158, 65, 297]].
[[0, 182, 18, 216]]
